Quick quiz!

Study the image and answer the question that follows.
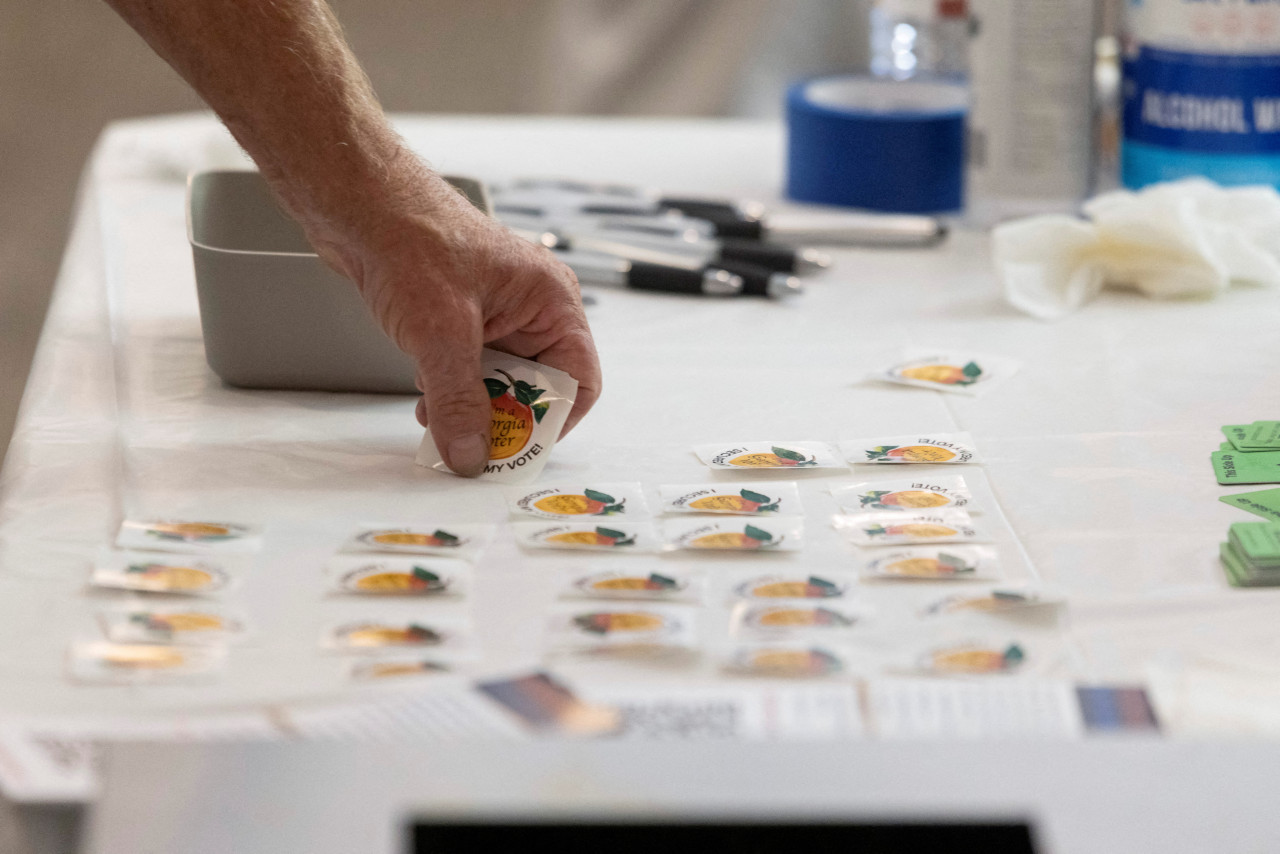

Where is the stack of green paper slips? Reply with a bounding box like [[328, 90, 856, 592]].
[[1212, 422, 1280, 484], [1221, 522, 1280, 587]]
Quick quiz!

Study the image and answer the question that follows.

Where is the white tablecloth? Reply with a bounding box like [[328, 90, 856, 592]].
[[2, 113, 1278, 734]]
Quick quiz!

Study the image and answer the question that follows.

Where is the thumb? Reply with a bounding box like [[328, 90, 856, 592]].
[[415, 330, 491, 478]]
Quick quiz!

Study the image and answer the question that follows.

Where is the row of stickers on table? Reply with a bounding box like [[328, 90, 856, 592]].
[[1213, 420, 1280, 587], [74, 429, 1057, 685], [415, 348, 1020, 485]]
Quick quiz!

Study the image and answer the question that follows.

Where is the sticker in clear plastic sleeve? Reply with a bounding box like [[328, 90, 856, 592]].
[[97, 607, 245, 645], [860, 546, 1001, 580], [659, 482, 802, 515], [115, 519, 263, 553], [722, 643, 848, 677], [325, 618, 470, 654], [549, 605, 698, 653], [661, 517, 805, 552], [730, 602, 867, 637], [348, 658, 451, 681], [415, 348, 578, 483], [91, 552, 236, 595], [506, 483, 647, 520], [922, 587, 1061, 617], [563, 567, 704, 602], [694, 442, 845, 470], [834, 511, 986, 546], [832, 476, 973, 513], [840, 433, 980, 465], [513, 521, 655, 552], [67, 642, 226, 684], [918, 641, 1027, 676], [327, 556, 470, 598], [342, 523, 492, 559], [731, 572, 854, 600], [873, 351, 1020, 396]]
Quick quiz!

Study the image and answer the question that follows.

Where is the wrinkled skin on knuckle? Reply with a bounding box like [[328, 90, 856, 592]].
[[424, 385, 488, 428]]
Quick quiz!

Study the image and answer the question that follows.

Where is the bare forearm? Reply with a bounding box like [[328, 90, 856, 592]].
[[105, 0, 451, 273], [107, 0, 601, 476]]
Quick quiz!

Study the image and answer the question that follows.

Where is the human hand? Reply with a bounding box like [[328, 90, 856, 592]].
[[310, 165, 601, 477]]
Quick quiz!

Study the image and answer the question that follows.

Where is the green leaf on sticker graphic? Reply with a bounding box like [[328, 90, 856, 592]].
[[574, 614, 609, 635], [649, 573, 678, 588], [412, 566, 442, 584], [406, 624, 440, 642], [808, 576, 839, 591], [744, 524, 774, 543], [962, 361, 982, 378], [531, 401, 550, 423], [431, 530, 460, 545], [513, 380, 546, 406], [866, 446, 896, 460], [584, 488, 616, 504], [864, 524, 888, 537], [772, 446, 807, 462], [937, 552, 973, 574], [1002, 644, 1025, 665], [860, 491, 890, 506], [741, 489, 772, 505], [596, 526, 628, 540], [484, 377, 509, 399]]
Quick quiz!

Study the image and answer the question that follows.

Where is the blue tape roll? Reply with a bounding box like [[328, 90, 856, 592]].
[[786, 76, 967, 214]]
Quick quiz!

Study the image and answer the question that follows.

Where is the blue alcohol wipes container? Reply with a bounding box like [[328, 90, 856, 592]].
[[1123, 0, 1280, 189]]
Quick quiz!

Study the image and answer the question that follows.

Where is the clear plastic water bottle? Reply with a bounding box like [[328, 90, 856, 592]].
[[869, 0, 971, 81]]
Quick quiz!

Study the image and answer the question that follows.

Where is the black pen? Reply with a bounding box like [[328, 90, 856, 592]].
[[504, 216, 828, 275], [553, 249, 744, 297]]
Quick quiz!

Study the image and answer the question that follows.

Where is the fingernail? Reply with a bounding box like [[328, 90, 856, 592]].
[[447, 433, 489, 477]]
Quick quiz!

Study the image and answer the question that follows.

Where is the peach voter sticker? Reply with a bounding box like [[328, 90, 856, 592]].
[[68, 642, 226, 683], [91, 555, 232, 595], [350, 659, 449, 681], [513, 521, 655, 551], [365, 530, 462, 549], [331, 622, 444, 649], [875, 351, 1020, 396], [660, 482, 802, 515], [840, 433, 979, 465], [343, 523, 491, 559], [508, 484, 646, 520], [335, 560, 468, 597], [416, 349, 578, 483], [726, 645, 845, 677], [861, 546, 999, 580], [568, 569, 699, 601], [834, 511, 984, 547], [736, 574, 847, 599], [741, 605, 859, 631], [662, 518, 804, 552], [924, 588, 1052, 617], [115, 518, 263, 553], [923, 642, 1025, 675], [98, 607, 243, 645], [831, 476, 972, 513], [695, 442, 845, 470], [573, 610, 668, 635], [551, 605, 697, 652]]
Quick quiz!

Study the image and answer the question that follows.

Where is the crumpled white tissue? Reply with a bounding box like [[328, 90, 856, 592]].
[[994, 178, 1280, 319]]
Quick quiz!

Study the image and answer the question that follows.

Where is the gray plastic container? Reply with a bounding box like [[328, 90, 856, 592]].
[[187, 170, 488, 394]]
